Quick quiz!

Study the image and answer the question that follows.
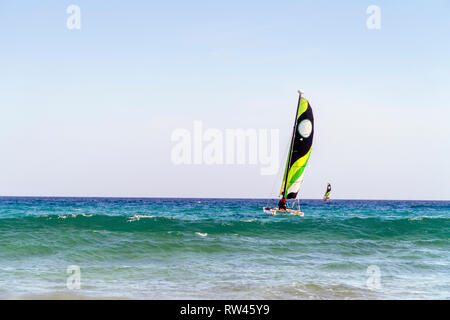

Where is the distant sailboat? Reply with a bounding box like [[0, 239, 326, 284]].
[[323, 183, 331, 201], [263, 90, 314, 216]]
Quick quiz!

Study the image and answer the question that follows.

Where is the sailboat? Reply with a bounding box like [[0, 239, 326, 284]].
[[263, 90, 314, 216], [323, 183, 331, 201]]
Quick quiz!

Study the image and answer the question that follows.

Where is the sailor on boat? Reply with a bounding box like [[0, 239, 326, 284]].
[[278, 198, 287, 211]]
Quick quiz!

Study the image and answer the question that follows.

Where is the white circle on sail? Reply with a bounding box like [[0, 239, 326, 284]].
[[298, 119, 312, 138]]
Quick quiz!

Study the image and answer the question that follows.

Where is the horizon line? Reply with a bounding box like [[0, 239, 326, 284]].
[[0, 195, 448, 202]]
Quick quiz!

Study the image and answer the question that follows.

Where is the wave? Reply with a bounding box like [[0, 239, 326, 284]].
[[1, 214, 449, 240]]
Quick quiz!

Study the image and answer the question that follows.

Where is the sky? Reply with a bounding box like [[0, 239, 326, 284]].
[[0, 1, 449, 200]]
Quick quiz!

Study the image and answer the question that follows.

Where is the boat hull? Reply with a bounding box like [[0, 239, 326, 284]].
[[263, 207, 304, 217]]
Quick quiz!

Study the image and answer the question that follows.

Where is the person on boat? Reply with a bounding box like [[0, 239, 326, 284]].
[[278, 198, 287, 210]]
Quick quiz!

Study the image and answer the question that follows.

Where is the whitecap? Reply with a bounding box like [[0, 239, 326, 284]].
[[127, 215, 155, 222], [195, 232, 208, 237], [409, 216, 433, 221]]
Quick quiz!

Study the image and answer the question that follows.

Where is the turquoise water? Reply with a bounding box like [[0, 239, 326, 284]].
[[0, 197, 449, 299]]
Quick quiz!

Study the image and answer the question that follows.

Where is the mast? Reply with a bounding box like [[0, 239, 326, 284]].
[[282, 90, 303, 198]]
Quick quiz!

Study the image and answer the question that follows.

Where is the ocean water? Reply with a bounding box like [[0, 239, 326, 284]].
[[0, 197, 448, 300]]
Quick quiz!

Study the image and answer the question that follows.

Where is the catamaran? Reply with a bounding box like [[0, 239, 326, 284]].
[[323, 183, 331, 201], [263, 90, 314, 216]]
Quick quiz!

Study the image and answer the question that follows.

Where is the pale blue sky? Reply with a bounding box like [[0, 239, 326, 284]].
[[1, 1, 449, 199]]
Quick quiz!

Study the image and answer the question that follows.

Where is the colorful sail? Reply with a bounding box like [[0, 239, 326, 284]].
[[280, 94, 314, 199], [323, 183, 331, 200]]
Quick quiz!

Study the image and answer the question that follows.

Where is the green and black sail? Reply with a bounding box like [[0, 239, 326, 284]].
[[280, 92, 314, 199], [323, 183, 331, 200]]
